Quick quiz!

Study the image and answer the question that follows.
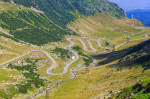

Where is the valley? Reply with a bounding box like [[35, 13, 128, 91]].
[[0, 0, 150, 99], [0, 32, 150, 99]]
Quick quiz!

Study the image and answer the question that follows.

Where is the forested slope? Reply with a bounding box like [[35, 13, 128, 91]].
[[0, 1, 74, 45], [0, 0, 126, 45]]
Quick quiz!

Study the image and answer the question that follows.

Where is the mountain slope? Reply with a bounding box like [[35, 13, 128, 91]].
[[33, 39, 150, 99], [67, 14, 145, 38], [93, 38, 150, 67], [110, 40, 150, 99], [0, 0, 127, 45], [3, 0, 126, 25], [0, 1, 74, 45], [119, 39, 150, 67]]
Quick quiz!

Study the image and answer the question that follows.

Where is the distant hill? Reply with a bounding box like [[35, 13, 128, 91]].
[[126, 9, 150, 27]]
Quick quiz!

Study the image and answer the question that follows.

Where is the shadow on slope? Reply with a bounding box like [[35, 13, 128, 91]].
[[93, 49, 128, 66], [93, 39, 150, 68]]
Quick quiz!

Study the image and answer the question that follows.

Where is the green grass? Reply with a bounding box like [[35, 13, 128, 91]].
[[69, 14, 142, 39], [130, 34, 146, 40], [2, 0, 125, 27], [0, 67, 24, 83], [0, 0, 127, 45], [34, 65, 150, 99], [72, 46, 93, 65], [0, 1, 74, 45], [114, 79, 150, 99], [0, 59, 46, 99], [0, 10, 74, 45]]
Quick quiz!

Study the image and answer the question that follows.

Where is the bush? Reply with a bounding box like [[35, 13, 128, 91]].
[[0, 11, 73, 45], [6, 59, 45, 95], [52, 48, 70, 59], [72, 46, 93, 64], [18, 85, 28, 93]]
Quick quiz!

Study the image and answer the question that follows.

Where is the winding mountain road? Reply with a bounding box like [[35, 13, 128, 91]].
[[87, 40, 97, 52], [0, 50, 53, 66], [46, 50, 79, 75], [4, 35, 148, 98], [27, 38, 105, 99], [0, 43, 79, 75], [145, 34, 149, 38], [115, 41, 128, 49], [1, 35, 149, 99], [0, 38, 101, 75], [95, 40, 104, 48], [2, 34, 148, 75], [0, 50, 58, 74], [47, 38, 97, 75], [67, 38, 94, 52]]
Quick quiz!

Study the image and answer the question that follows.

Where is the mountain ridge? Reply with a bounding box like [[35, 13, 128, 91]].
[[126, 9, 150, 27]]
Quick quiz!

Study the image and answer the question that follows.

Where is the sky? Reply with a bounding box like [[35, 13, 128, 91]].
[[108, 0, 150, 12]]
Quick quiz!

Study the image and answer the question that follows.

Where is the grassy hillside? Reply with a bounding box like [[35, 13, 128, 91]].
[[68, 14, 146, 38], [113, 80, 150, 99], [112, 40, 150, 98], [0, 59, 45, 99], [0, 0, 128, 45], [118, 39, 150, 68], [2, 0, 125, 26], [0, 0, 147, 46], [33, 36, 150, 99], [93, 38, 150, 67], [0, 1, 74, 45]]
